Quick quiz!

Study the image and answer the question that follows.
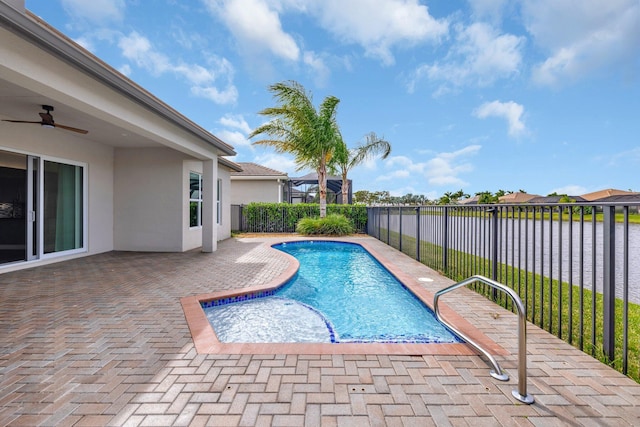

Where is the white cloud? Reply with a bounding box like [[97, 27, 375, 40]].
[[473, 100, 526, 137], [202, 0, 447, 81], [118, 64, 131, 76], [379, 145, 480, 188], [215, 114, 253, 147], [409, 22, 524, 94], [314, 0, 448, 65], [202, 0, 300, 61], [303, 51, 331, 87], [468, 0, 510, 22], [61, 0, 125, 24], [215, 129, 252, 147], [219, 114, 252, 134], [118, 31, 237, 104], [522, 0, 640, 86], [252, 152, 297, 175], [549, 185, 588, 196], [376, 169, 410, 181], [425, 145, 480, 186]]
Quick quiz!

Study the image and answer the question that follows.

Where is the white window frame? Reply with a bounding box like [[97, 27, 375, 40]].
[[216, 178, 222, 225], [189, 171, 203, 228], [40, 157, 87, 258]]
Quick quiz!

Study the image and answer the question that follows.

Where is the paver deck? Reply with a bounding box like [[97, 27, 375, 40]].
[[1, 235, 638, 426]]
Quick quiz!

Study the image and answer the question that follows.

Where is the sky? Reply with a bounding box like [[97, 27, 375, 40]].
[[25, 0, 640, 200]]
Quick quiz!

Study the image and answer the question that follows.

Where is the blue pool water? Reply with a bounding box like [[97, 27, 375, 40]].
[[204, 241, 460, 344]]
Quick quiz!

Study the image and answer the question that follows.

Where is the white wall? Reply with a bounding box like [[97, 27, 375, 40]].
[[114, 147, 183, 252], [230, 180, 283, 204], [218, 167, 232, 240]]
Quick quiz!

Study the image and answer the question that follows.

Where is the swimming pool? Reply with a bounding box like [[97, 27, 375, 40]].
[[204, 241, 461, 344]]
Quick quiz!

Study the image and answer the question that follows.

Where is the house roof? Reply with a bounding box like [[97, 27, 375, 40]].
[[230, 162, 287, 178], [459, 195, 479, 205], [498, 192, 541, 203], [527, 195, 586, 204], [218, 157, 243, 172], [580, 189, 639, 202], [0, 2, 235, 158], [595, 194, 640, 203]]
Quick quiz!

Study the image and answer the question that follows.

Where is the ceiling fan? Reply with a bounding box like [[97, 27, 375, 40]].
[[2, 105, 88, 134]]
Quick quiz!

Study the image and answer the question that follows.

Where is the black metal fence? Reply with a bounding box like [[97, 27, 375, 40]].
[[368, 203, 640, 381]]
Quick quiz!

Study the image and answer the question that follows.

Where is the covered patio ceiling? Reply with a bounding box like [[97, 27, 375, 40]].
[[0, 79, 160, 149]]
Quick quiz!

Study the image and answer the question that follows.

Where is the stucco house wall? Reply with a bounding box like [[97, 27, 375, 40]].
[[0, 1, 240, 273], [230, 162, 288, 205], [217, 166, 233, 240], [114, 148, 184, 252], [230, 180, 285, 205]]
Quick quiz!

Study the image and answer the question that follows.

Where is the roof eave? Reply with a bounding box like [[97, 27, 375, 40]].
[[218, 157, 243, 172]]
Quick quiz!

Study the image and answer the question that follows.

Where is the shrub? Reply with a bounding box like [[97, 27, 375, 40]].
[[241, 203, 367, 233], [296, 214, 354, 236]]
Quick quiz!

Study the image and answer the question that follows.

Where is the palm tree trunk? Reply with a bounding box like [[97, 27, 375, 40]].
[[317, 165, 327, 218], [341, 171, 349, 204]]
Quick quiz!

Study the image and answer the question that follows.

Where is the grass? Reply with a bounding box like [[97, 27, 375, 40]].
[[380, 228, 640, 383]]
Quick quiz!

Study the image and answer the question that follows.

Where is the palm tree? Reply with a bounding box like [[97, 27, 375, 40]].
[[249, 80, 341, 218], [333, 132, 391, 204]]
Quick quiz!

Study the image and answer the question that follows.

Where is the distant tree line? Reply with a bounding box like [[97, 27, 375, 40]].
[[354, 189, 577, 206]]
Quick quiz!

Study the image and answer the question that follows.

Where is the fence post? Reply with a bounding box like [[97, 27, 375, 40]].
[[415, 207, 420, 261], [387, 207, 391, 245], [603, 205, 616, 361], [443, 206, 449, 273], [489, 207, 498, 300], [399, 207, 403, 252]]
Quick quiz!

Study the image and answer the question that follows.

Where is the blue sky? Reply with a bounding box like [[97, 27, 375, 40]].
[[26, 0, 640, 199]]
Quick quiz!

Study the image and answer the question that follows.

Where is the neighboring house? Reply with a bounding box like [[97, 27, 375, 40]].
[[498, 192, 541, 204], [595, 194, 640, 214], [580, 188, 639, 202], [458, 195, 479, 205], [0, 1, 240, 272], [230, 163, 288, 204], [230, 165, 353, 205], [527, 195, 586, 204]]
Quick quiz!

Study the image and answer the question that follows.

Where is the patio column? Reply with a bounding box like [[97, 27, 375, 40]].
[[202, 158, 217, 252]]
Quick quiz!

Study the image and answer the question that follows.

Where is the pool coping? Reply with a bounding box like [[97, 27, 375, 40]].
[[180, 238, 508, 356]]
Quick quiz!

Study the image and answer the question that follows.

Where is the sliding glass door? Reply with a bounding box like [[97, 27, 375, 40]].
[[0, 149, 85, 266], [0, 150, 27, 264], [43, 160, 83, 254]]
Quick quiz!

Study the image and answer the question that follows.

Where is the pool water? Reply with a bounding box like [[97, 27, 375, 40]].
[[204, 241, 460, 344]]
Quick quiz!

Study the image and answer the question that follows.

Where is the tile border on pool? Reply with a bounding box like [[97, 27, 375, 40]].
[[180, 237, 509, 356]]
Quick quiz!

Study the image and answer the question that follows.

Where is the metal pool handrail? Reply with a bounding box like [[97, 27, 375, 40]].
[[433, 275, 534, 404]]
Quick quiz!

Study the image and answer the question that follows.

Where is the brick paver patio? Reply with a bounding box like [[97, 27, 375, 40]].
[[1, 235, 639, 426]]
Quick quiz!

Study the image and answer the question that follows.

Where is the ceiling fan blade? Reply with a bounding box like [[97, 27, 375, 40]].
[[2, 119, 41, 124], [54, 123, 89, 134]]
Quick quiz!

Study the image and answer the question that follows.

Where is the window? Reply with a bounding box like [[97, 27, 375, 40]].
[[216, 178, 222, 224], [189, 172, 202, 227]]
